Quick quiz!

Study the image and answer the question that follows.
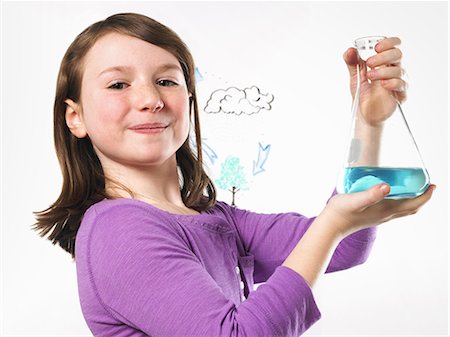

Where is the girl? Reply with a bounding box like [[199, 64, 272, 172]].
[[33, 12, 435, 337]]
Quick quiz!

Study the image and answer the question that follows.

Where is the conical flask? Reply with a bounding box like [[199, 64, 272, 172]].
[[336, 36, 430, 199]]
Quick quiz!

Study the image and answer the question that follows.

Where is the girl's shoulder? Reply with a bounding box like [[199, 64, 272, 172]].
[[85, 197, 153, 216], [78, 198, 179, 240], [81, 198, 159, 224]]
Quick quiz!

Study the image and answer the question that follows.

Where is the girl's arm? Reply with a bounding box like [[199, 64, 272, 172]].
[[222, 193, 376, 284], [283, 183, 434, 287]]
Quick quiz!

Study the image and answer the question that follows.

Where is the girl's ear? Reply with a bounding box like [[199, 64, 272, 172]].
[[65, 99, 87, 138]]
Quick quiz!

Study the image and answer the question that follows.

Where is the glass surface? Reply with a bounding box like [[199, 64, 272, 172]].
[[341, 166, 429, 199], [336, 36, 430, 198]]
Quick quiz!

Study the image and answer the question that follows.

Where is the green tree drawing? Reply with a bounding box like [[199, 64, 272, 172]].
[[216, 156, 249, 206]]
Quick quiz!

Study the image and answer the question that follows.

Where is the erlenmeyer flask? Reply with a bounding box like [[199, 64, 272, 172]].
[[336, 36, 430, 199]]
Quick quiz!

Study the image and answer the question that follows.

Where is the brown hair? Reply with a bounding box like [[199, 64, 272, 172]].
[[32, 13, 216, 259]]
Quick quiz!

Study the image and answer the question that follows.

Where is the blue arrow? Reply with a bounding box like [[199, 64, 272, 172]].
[[202, 138, 218, 165], [195, 67, 204, 82], [253, 142, 271, 175], [190, 137, 218, 165]]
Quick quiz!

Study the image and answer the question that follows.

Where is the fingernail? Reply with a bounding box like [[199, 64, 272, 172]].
[[366, 57, 375, 67], [380, 184, 389, 194]]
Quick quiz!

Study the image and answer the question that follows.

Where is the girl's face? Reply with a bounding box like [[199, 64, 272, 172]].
[[66, 32, 191, 170]]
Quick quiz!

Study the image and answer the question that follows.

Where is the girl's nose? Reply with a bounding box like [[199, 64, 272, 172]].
[[135, 83, 164, 113]]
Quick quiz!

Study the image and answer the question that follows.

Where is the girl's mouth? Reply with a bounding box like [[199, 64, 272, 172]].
[[129, 123, 169, 134]]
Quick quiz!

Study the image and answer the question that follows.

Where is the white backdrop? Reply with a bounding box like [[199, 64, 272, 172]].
[[1, 1, 448, 336]]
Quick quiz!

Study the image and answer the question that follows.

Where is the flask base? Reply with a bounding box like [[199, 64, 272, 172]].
[[338, 166, 429, 199]]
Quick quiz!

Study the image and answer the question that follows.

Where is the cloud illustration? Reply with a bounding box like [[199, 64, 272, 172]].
[[204, 86, 274, 115]]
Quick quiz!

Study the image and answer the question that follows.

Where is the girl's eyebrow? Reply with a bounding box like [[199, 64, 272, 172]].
[[97, 63, 182, 78], [158, 63, 183, 73]]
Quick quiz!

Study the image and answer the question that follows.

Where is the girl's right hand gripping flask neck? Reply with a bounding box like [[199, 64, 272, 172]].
[[336, 36, 430, 199]]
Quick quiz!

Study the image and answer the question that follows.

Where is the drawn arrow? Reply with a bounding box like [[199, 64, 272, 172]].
[[253, 142, 271, 175], [195, 67, 204, 82], [190, 137, 218, 165], [201, 138, 218, 165]]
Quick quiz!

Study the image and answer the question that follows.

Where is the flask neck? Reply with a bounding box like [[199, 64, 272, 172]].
[[354, 36, 385, 61]]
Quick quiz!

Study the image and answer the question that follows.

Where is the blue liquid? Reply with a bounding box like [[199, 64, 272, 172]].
[[342, 167, 429, 199]]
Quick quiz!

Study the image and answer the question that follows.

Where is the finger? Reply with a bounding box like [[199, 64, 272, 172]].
[[394, 90, 407, 104], [367, 66, 403, 81], [377, 77, 407, 103], [381, 78, 408, 103], [375, 37, 402, 53], [367, 48, 402, 68], [380, 78, 408, 92], [347, 183, 390, 211], [388, 184, 436, 215]]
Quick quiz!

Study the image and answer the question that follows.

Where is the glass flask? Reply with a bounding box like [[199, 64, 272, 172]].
[[336, 36, 430, 199]]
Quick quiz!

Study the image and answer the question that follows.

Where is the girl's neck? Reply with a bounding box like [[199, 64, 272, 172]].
[[104, 156, 183, 205]]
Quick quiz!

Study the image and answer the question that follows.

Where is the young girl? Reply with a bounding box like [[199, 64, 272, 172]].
[[33, 12, 435, 337]]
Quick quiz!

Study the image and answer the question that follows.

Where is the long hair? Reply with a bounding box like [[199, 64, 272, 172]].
[[32, 13, 216, 259]]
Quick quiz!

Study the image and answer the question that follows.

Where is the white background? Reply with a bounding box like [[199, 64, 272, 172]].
[[1, 1, 448, 336]]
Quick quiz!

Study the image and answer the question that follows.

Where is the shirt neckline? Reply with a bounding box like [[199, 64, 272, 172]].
[[98, 198, 234, 234], [102, 197, 216, 220]]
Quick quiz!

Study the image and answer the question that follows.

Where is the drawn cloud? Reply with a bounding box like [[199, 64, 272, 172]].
[[204, 86, 274, 115]]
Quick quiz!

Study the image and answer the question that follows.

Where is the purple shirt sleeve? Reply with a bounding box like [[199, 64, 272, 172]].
[[79, 204, 321, 336], [222, 190, 377, 282]]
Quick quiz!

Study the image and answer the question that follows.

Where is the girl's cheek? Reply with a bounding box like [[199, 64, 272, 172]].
[[96, 95, 130, 120], [168, 94, 190, 113]]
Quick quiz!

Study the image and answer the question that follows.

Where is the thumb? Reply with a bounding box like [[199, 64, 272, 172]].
[[343, 47, 359, 79], [349, 183, 390, 211]]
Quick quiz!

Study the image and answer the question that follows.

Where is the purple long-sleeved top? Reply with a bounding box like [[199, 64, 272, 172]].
[[75, 196, 376, 337]]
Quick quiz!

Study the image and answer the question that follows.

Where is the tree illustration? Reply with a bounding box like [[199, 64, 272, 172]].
[[215, 156, 249, 206]]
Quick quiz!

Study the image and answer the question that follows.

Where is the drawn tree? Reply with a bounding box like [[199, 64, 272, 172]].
[[215, 156, 249, 206]]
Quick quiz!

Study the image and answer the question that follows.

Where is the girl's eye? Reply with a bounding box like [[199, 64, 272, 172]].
[[157, 79, 178, 87], [108, 82, 128, 90]]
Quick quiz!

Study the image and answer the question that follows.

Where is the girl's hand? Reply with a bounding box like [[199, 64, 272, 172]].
[[322, 184, 436, 237], [343, 37, 407, 126]]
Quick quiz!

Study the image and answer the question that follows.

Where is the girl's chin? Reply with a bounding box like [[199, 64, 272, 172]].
[[122, 154, 177, 167]]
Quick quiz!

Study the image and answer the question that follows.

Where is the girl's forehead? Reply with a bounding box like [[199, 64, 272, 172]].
[[83, 32, 179, 72]]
